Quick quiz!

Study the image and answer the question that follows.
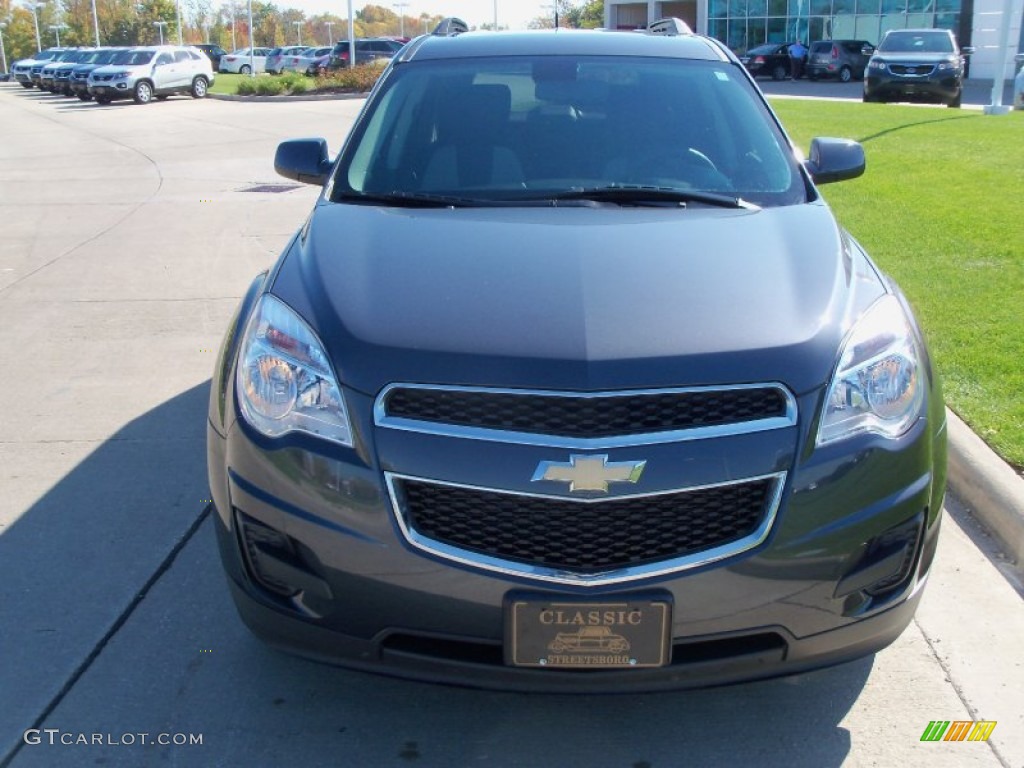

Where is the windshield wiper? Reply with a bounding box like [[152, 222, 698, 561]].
[[544, 186, 754, 209], [337, 191, 485, 208]]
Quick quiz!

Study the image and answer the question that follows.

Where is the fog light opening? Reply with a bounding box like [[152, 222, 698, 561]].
[[233, 510, 332, 604]]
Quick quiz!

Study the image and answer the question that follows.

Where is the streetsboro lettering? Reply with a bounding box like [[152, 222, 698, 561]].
[[539, 609, 642, 626]]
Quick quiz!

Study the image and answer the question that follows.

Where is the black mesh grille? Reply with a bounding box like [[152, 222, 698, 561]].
[[384, 387, 788, 438], [399, 478, 775, 573]]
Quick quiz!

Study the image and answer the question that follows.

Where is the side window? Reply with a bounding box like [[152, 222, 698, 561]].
[[188, 50, 202, 60], [174, 50, 190, 63], [157, 53, 174, 66]]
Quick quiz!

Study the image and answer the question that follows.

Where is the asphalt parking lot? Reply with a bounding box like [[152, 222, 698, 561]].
[[0, 82, 1022, 768]]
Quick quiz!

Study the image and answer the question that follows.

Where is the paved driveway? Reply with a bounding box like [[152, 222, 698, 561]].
[[0, 84, 1021, 768]]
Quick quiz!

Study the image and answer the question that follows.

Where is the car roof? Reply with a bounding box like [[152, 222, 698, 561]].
[[400, 29, 728, 63]]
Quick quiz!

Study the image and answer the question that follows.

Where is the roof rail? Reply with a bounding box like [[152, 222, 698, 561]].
[[647, 18, 693, 36], [432, 17, 469, 37]]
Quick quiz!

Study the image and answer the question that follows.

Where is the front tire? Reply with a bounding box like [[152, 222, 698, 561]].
[[839, 65, 852, 83], [133, 80, 153, 104], [77, 93, 91, 101], [947, 90, 962, 108], [772, 64, 787, 81], [191, 76, 209, 98], [94, 95, 111, 105], [20, 82, 33, 89], [239, 64, 251, 75]]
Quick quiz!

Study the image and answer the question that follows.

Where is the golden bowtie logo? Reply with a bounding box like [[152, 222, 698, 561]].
[[531, 454, 646, 493]]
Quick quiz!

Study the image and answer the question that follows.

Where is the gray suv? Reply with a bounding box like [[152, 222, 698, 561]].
[[87, 45, 215, 104], [806, 39, 874, 82], [863, 29, 971, 107], [209, 19, 946, 692]]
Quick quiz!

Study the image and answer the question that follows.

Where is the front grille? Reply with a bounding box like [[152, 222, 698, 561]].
[[890, 64, 935, 75], [382, 385, 790, 440], [395, 476, 776, 575]]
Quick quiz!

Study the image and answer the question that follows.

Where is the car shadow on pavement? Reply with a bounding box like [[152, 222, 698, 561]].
[[2, 385, 870, 768], [0, 382, 210, 766]]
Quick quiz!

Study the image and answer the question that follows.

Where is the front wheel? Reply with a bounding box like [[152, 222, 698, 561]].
[[839, 65, 852, 83], [947, 94, 962, 108], [772, 64, 787, 81], [20, 82, 33, 89], [239, 64, 251, 75], [191, 76, 209, 98], [77, 93, 92, 101], [133, 80, 153, 104], [94, 95, 111, 105]]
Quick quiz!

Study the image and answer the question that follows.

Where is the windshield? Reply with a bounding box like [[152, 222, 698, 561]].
[[879, 31, 954, 53], [333, 56, 803, 208]]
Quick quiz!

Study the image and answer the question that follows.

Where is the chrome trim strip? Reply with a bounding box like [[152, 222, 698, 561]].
[[385, 471, 787, 587], [374, 383, 798, 449]]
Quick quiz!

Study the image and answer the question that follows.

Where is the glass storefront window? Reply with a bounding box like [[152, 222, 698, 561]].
[[769, 0, 788, 16], [880, 0, 906, 13], [934, 12, 960, 30], [748, 17, 767, 47], [767, 16, 787, 40], [856, 0, 880, 13], [709, 0, 730, 18]]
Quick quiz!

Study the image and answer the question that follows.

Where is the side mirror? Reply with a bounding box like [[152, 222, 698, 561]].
[[961, 46, 975, 55], [275, 138, 332, 186], [805, 137, 865, 185], [861, 45, 874, 56]]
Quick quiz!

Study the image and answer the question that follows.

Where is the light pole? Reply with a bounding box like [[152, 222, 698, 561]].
[[31, 3, 45, 51], [230, 3, 237, 50], [175, 0, 183, 44], [247, 0, 254, 76], [49, 23, 65, 46], [493, 0, 497, 30], [90, 0, 101, 46], [346, 0, 354, 69], [154, 20, 167, 44], [392, 2, 408, 38], [0, 21, 8, 75], [324, 20, 333, 45], [293, 20, 302, 45]]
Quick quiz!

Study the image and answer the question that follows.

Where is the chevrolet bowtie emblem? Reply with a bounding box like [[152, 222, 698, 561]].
[[531, 454, 647, 493]]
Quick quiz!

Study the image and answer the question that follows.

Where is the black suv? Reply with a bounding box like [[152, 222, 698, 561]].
[[325, 38, 404, 69], [806, 39, 874, 82], [863, 28, 971, 107], [194, 44, 227, 71]]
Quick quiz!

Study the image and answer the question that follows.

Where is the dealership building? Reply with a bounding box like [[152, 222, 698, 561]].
[[604, 0, 1023, 79]]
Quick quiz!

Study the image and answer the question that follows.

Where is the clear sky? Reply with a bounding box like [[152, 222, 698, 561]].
[[283, 0, 555, 31]]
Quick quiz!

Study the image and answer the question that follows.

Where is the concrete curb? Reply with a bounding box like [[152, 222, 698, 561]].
[[208, 91, 367, 102], [947, 407, 1024, 566]]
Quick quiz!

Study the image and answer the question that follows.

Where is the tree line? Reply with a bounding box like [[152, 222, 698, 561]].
[[1, 0, 605, 66]]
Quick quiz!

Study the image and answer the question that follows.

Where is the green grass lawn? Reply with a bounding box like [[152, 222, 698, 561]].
[[209, 72, 246, 95], [771, 100, 1024, 469]]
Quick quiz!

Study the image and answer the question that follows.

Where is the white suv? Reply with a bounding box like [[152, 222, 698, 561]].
[[87, 45, 215, 105]]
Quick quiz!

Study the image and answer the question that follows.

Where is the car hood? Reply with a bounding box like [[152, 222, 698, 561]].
[[269, 202, 886, 397]]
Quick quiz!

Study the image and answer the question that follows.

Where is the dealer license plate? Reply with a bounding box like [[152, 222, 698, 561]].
[[506, 598, 671, 669]]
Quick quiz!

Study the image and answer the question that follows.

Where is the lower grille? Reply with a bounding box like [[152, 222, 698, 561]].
[[391, 475, 781, 582]]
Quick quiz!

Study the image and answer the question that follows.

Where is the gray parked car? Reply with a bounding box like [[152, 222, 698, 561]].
[[806, 39, 874, 81], [209, 19, 947, 692], [863, 28, 972, 107]]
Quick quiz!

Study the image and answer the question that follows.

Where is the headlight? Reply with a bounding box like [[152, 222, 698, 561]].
[[817, 295, 924, 447], [937, 61, 956, 71], [112, 71, 128, 79], [868, 60, 886, 70], [236, 294, 353, 446]]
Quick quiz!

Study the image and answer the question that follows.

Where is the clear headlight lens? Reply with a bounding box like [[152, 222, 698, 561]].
[[236, 294, 352, 446], [817, 295, 924, 447], [868, 60, 886, 70]]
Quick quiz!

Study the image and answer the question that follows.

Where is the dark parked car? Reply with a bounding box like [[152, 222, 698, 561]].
[[195, 44, 227, 72], [806, 39, 874, 81], [325, 37, 405, 69], [739, 41, 802, 80], [209, 19, 946, 692], [863, 28, 971, 107]]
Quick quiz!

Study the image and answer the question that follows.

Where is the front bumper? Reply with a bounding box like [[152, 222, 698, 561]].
[[209, 376, 945, 690], [865, 73, 961, 102]]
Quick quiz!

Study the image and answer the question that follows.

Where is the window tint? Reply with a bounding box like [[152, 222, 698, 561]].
[[174, 50, 190, 62], [157, 53, 174, 65]]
